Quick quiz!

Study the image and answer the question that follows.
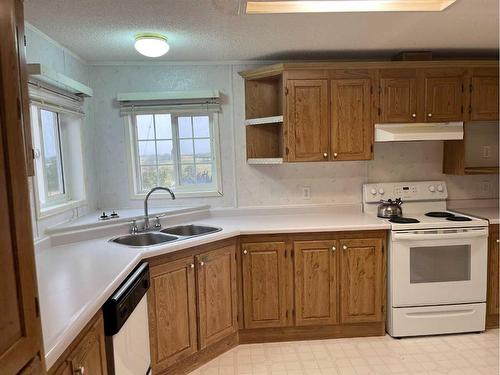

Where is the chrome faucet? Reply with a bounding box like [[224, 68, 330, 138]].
[[143, 186, 175, 231]]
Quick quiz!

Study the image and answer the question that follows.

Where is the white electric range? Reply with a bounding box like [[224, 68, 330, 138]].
[[363, 181, 489, 338]]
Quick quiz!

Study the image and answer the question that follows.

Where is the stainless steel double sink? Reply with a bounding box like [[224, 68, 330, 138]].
[[110, 224, 222, 247]]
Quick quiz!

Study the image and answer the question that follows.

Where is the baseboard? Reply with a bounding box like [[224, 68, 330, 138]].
[[239, 321, 385, 344], [486, 314, 499, 329]]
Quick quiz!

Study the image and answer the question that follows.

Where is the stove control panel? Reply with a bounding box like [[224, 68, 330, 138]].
[[363, 181, 448, 203]]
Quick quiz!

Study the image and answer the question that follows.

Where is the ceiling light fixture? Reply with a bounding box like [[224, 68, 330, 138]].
[[245, 0, 457, 14], [134, 34, 170, 57]]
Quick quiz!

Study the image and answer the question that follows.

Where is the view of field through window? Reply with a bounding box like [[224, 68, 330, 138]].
[[136, 113, 214, 192]]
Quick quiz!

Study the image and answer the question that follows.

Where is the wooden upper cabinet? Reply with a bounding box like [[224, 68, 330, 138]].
[[487, 225, 499, 327], [340, 238, 384, 324], [241, 241, 289, 329], [68, 314, 107, 375], [470, 75, 499, 121], [196, 245, 237, 349], [330, 78, 372, 160], [285, 79, 329, 162], [423, 74, 465, 122], [148, 256, 198, 373], [380, 75, 418, 123], [294, 240, 338, 326]]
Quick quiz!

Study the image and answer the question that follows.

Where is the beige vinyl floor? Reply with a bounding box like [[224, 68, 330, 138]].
[[188, 329, 499, 375]]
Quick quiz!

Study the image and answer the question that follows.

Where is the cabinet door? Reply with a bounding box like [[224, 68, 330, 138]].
[[380, 77, 417, 122], [424, 76, 464, 121], [241, 242, 288, 329], [331, 78, 372, 161], [340, 238, 384, 323], [286, 80, 329, 162], [69, 315, 107, 375], [196, 245, 237, 349], [471, 76, 499, 121], [149, 257, 197, 372], [487, 225, 499, 317], [294, 240, 338, 326], [0, 0, 44, 373]]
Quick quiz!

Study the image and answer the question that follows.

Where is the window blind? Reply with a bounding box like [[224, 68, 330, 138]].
[[29, 80, 85, 117], [116, 90, 221, 116]]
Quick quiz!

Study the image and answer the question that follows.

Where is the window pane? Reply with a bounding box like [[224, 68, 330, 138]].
[[193, 116, 210, 138], [179, 139, 194, 163], [158, 165, 175, 187], [194, 139, 212, 163], [155, 114, 172, 139], [40, 109, 64, 197], [138, 141, 156, 165], [157, 140, 173, 164], [140, 166, 158, 191], [137, 115, 155, 140], [180, 164, 195, 185], [196, 164, 213, 184], [178, 117, 193, 138]]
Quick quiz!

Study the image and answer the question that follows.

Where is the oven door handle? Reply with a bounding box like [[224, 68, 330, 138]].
[[393, 228, 488, 241]]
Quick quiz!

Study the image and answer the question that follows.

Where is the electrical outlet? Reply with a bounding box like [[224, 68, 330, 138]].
[[480, 181, 491, 194], [482, 145, 491, 159], [302, 186, 311, 200]]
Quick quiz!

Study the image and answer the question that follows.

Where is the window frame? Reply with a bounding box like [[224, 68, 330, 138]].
[[126, 110, 223, 199], [37, 107, 68, 206]]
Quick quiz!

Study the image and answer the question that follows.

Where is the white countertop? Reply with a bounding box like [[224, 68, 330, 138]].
[[451, 206, 499, 225], [36, 205, 389, 369]]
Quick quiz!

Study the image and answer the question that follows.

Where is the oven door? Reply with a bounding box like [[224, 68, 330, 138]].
[[390, 227, 488, 307]]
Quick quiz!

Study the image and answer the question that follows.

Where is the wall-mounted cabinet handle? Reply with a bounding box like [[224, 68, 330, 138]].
[[243, 249, 248, 255], [342, 245, 347, 250]]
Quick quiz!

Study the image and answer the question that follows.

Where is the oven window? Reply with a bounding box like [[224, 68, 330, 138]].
[[410, 245, 471, 283]]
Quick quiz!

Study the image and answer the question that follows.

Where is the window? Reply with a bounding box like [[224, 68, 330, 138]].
[[128, 111, 222, 197], [34, 108, 68, 206]]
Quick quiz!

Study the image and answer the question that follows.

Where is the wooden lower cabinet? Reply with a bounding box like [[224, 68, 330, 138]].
[[196, 245, 238, 349], [148, 256, 198, 372], [294, 240, 338, 326], [241, 241, 289, 329], [339, 238, 384, 323], [148, 241, 238, 374], [49, 312, 107, 375], [487, 224, 499, 328]]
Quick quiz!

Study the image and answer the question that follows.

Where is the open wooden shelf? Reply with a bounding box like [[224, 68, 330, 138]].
[[244, 115, 283, 126], [247, 158, 283, 165]]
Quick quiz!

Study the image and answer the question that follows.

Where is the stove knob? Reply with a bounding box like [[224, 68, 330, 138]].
[[428, 185, 436, 192], [437, 184, 444, 192], [370, 188, 377, 195], [378, 188, 385, 195]]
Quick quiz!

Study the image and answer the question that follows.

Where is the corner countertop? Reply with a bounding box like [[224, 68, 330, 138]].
[[36, 205, 389, 370], [450, 206, 499, 225]]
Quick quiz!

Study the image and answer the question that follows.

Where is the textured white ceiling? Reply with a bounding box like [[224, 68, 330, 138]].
[[24, 0, 499, 63]]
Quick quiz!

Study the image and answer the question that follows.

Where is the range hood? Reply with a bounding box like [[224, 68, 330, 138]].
[[375, 122, 463, 142]]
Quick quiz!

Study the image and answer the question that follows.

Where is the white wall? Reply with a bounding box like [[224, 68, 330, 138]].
[[90, 62, 499, 210], [25, 24, 98, 238]]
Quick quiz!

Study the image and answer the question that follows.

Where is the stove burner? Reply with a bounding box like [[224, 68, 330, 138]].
[[446, 216, 472, 222], [425, 211, 455, 218], [389, 217, 420, 224]]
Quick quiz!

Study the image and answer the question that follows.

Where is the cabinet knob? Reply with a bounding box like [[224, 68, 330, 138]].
[[243, 249, 248, 255], [199, 261, 205, 266], [496, 239, 499, 244], [333, 153, 338, 158], [75, 367, 85, 374], [342, 245, 347, 250], [332, 246, 336, 251], [427, 113, 433, 118], [411, 113, 416, 118], [323, 152, 328, 158], [189, 263, 195, 269]]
